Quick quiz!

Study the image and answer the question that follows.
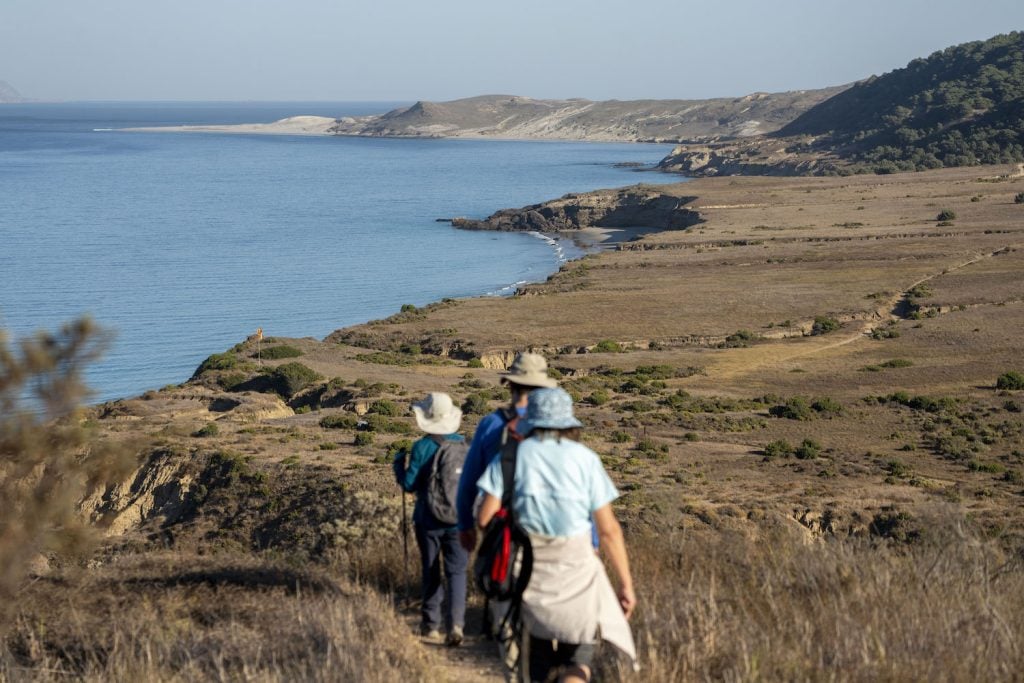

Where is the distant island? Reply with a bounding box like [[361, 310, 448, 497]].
[[0, 80, 24, 103], [129, 31, 1024, 179], [125, 87, 847, 143]]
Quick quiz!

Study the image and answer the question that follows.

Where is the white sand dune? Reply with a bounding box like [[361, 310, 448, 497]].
[[124, 115, 337, 136]]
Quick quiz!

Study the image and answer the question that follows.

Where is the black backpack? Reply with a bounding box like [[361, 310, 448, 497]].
[[425, 435, 469, 525], [473, 439, 533, 602]]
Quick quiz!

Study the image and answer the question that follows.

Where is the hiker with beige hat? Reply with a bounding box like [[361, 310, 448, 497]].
[[455, 352, 558, 552]]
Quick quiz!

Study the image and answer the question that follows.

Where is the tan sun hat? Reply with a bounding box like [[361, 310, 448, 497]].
[[412, 392, 463, 435], [499, 352, 557, 389]]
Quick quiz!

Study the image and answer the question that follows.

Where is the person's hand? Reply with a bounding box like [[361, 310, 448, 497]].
[[458, 529, 477, 552], [618, 585, 637, 620]]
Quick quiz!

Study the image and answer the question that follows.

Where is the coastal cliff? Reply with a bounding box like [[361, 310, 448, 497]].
[[450, 185, 701, 233]]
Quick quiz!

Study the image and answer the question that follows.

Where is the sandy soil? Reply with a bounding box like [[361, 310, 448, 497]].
[[124, 115, 337, 135]]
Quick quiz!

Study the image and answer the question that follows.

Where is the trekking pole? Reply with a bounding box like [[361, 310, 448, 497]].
[[400, 451, 412, 609]]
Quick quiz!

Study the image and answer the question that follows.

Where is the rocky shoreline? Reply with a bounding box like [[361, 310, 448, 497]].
[[449, 185, 702, 234]]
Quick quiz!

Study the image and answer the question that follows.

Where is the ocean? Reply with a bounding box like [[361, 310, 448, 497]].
[[0, 102, 680, 404]]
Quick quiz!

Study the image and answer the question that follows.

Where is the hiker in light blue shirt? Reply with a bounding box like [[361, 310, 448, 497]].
[[477, 387, 636, 683], [477, 433, 618, 538]]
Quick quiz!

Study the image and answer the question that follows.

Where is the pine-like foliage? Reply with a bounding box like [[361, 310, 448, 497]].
[[780, 32, 1024, 172]]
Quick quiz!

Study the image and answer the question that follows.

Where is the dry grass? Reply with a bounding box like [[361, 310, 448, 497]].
[[1, 555, 432, 682], [601, 514, 1024, 682]]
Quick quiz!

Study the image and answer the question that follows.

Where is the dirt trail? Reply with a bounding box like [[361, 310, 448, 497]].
[[400, 604, 505, 682]]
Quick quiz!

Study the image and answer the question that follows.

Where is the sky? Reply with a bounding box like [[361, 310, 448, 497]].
[[2, 0, 1023, 102]]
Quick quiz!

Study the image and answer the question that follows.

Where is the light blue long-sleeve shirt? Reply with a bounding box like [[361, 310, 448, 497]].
[[455, 409, 509, 531]]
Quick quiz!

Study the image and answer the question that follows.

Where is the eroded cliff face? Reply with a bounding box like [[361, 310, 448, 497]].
[[451, 186, 702, 233], [657, 138, 841, 177]]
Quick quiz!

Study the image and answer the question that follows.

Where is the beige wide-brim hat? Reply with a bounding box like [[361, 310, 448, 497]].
[[499, 352, 557, 389], [412, 392, 463, 435]]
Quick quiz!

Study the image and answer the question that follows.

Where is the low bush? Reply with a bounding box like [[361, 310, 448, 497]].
[[368, 399, 401, 417], [609, 431, 632, 443], [192, 423, 220, 438], [466, 358, 484, 368], [996, 371, 1024, 390], [593, 339, 625, 353], [271, 363, 322, 398], [194, 352, 242, 376], [794, 439, 822, 460], [1014, 192, 1024, 204], [769, 397, 815, 421], [936, 209, 957, 221], [810, 316, 841, 336], [811, 397, 843, 417], [257, 345, 303, 360], [354, 432, 374, 446], [361, 414, 413, 434], [319, 414, 359, 430], [461, 392, 492, 415], [588, 389, 611, 406], [763, 440, 794, 459]]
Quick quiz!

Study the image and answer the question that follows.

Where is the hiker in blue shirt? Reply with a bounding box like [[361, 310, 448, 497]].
[[394, 392, 469, 647], [456, 352, 558, 552]]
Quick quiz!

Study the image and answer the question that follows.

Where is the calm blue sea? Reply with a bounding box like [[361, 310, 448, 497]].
[[0, 102, 680, 404]]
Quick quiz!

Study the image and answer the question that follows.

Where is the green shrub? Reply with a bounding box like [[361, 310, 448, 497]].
[[722, 330, 758, 348], [996, 371, 1024, 390], [880, 358, 914, 368], [467, 358, 484, 368], [871, 324, 901, 340], [354, 432, 374, 446], [763, 440, 794, 459], [192, 423, 220, 438], [968, 460, 1005, 474], [257, 345, 303, 360], [369, 399, 401, 417], [1014, 192, 1024, 204], [320, 414, 359, 430], [609, 431, 632, 443], [194, 352, 241, 376], [887, 460, 913, 478], [461, 393, 492, 415], [588, 389, 611, 406], [271, 362, 322, 398], [683, 432, 700, 442], [769, 397, 815, 420], [811, 397, 843, 417], [936, 209, 957, 221], [362, 414, 413, 434], [593, 339, 624, 353], [217, 372, 249, 390], [810, 316, 841, 336], [794, 439, 822, 460]]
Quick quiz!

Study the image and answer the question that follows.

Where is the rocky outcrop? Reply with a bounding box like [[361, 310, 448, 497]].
[[657, 138, 842, 177], [451, 185, 702, 233]]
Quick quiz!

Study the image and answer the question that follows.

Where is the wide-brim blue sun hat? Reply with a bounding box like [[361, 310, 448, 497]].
[[516, 387, 583, 435]]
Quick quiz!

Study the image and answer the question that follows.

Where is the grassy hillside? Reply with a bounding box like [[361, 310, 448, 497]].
[[780, 32, 1024, 172]]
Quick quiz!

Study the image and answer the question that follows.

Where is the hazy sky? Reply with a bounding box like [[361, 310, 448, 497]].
[[2, 0, 1023, 102]]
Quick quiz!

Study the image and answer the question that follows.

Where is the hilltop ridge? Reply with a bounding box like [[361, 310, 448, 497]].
[[327, 89, 848, 143]]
